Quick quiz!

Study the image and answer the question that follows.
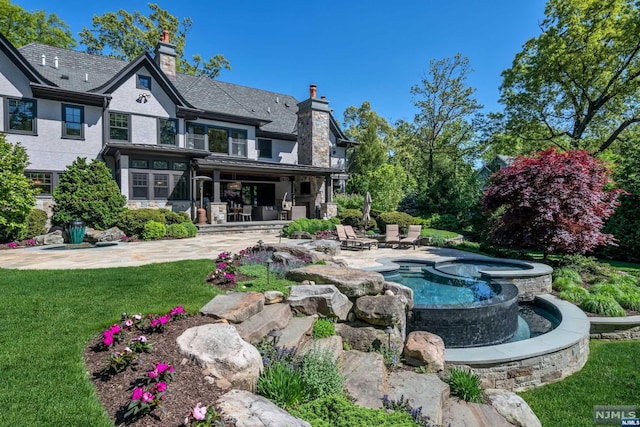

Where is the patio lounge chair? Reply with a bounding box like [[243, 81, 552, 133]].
[[399, 225, 422, 249], [335, 224, 365, 250], [343, 225, 377, 250], [384, 224, 400, 248]]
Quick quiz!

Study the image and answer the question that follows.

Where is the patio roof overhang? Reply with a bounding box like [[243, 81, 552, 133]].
[[100, 143, 210, 159], [194, 156, 343, 177]]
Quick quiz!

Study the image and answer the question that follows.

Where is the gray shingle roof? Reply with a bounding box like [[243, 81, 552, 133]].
[[17, 43, 300, 135]]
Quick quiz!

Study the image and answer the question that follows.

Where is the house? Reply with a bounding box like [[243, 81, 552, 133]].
[[0, 30, 355, 224], [477, 154, 514, 185]]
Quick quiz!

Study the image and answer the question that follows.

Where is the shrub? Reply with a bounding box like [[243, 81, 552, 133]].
[[312, 318, 336, 339], [553, 277, 576, 292], [26, 209, 47, 238], [553, 267, 582, 286], [339, 208, 363, 228], [292, 394, 418, 427], [334, 193, 365, 216], [590, 283, 624, 299], [580, 294, 626, 317], [166, 223, 188, 239], [52, 157, 126, 229], [141, 221, 166, 241], [301, 349, 343, 400], [0, 136, 37, 242], [161, 209, 190, 224], [618, 293, 640, 311], [115, 209, 167, 237], [558, 286, 590, 304], [282, 218, 334, 237], [181, 221, 198, 237], [376, 211, 415, 233], [557, 254, 608, 277], [257, 359, 306, 408], [444, 367, 483, 403], [427, 213, 460, 231]]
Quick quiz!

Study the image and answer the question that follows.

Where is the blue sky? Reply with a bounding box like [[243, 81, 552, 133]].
[[16, 0, 547, 124]]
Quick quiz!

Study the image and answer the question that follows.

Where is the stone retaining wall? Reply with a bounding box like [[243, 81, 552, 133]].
[[449, 336, 589, 392], [590, 317, 640, 340], [493, 275, 552, 302]]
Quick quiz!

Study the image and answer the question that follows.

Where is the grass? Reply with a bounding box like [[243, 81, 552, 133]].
[[236, 264, 296, 295], [520, 340, 640, 427], [0, 260, 217, 426], [421, 228, 458, 239]]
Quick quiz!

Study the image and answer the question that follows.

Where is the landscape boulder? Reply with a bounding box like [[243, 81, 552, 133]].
[[287, 284, 353, 320], [403, 331, 445, 372], [286, 265, 385, 298], [200, 292, 265, 324], [384, 281, 414, 310], [96, 227, 126, 242], [485, 389, 542, 427], [217, 389, 311, 427], [234, 303, 292, 344], [34, 230, 64, 245], [308, 239, 341, 256], [335, 321, 404, 351], [177, 324, 262, 391], [264, 290, 284, 305], [354, 295, 407, 327]]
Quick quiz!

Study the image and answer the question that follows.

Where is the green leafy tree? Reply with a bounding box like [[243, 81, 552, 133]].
[[343, 101, 393, 194], [0, 0, 76, 48], [52, 158, 126, 230], [363, 164, 410, 212], [0, 135, 37, 242], [501, 0, 640, 153], [79, 3, 230, 78]]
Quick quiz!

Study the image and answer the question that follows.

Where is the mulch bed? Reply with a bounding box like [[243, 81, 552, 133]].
[[84, 315, 237, 427]]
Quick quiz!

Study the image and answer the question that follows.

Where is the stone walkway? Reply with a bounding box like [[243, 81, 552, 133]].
[[0, 232, 472, 270]]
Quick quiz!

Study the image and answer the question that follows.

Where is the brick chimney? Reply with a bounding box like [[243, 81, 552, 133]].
[[297, 84, 331, 168], [154, 29, 177, 81]]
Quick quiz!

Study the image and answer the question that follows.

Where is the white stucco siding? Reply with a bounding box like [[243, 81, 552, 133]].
[[0, 51, 32, 99], [271, 139, 297, 164], [331, 146, 346, 170], [6, 99, 103, 171], [130, 114, 158, 144], [107, 67, 175, 118]]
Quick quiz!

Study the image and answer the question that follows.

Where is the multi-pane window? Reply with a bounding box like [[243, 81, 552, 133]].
[[208, 127, 228, 154], [62, 104, 83, 139], [231, 129, 247, 156], [187, 124, 206, 150], [109, 112, 130, 141], [6, 98, 36, 134], [137, 75, 152, 90], [159, 118, 177, 145], [173, 161, 188, 170], [153, 174, 169, 198], [132, 173, 148, 198], [130, 159, 149, 169], [173, 175, 189, 200], [153, 160, 169, 169], [25, 172, 52, 195], [258, 139, 272, 158]]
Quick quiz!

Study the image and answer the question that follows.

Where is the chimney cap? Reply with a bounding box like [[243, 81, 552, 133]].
[[160, 29, 170, 43], [309, 84, 317, 99]]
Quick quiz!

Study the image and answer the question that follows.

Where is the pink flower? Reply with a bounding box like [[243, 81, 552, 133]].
[[193, 403, 207, 421], [141, 392, 154, 403], [138, 336, 147, 343], [124, 319, 133, 327], [159, 315, 170, 324], [133, 314, 142, 320], [148, 370, 158, 379], [156, 363, 169, 373], [103, 334, 114, 346], [131, 387, 144, 401], [170, 306, 184, 316], [155, 382, 167, 393]]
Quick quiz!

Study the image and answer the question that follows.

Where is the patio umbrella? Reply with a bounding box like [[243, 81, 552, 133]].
[[362, 192, 372, 228]]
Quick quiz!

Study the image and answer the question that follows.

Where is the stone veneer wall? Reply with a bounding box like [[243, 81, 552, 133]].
[[449, 336, 589, 392], [321, 202, 338, 219], [492, 275, 552, 302], [590, 319, 640, 340]]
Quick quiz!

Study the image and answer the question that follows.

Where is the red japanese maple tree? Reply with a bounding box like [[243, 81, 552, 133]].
[[482, 149, 623, 257]]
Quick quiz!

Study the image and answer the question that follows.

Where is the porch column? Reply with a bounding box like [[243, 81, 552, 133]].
[[212, 170, 221, 203]]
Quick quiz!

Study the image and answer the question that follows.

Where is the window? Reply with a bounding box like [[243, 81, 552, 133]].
[[258, 139, 272, 158], [173, 174, 189, 200], [130, 159, 149, 169], [208, 127, 228, 154], [173, 161, 188, 170], [6, 98, 36, 134], [137, 75, 151, 90], [62, 104, 83, 139], [109, 112, 130, 141], [132, 173, 148, 198], [231, 129, 247, 156], [153, 160, 169, 169], [159, 118, 177, 145], [25, 172, 52, 195], [153, 174, 169, 198], [187, 124, 205, 150]]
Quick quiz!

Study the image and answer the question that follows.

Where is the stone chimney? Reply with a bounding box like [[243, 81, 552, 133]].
[[297, 84, 330, 168], [155, 29, 177, 81]]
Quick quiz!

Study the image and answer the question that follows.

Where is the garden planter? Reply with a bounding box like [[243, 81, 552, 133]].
[[68, 220, 86, 244]]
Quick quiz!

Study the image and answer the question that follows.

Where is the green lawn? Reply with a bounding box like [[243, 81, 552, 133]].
[[519, 340, 640, 427], [0, 260, 217, 426]]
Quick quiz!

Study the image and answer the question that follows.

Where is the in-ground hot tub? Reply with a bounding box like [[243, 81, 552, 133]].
[[383, 261, 521, 347]]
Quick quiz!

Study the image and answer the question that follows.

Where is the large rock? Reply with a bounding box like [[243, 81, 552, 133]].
[[277, 316, 315, 350], [340, 350, 388, 408], [287, 285, 353, 320], [262, 243, 321, 263], [200, 292, 265, 324], [34, 230, 64, 245], [354, 295, 407, 327], [387, 371, 450, 425], [384, 281, 414, 310], [286, 265, 385, 298], [335, 321, 404, 351], [217, 389, 311, 427], [309, 239, 341, 256], [485, 389, 542, 427], [235, 303, 292, 344], [299, 335, 344, 363], [177, 324, 262, 391], [403, 331, 445, 372], [264, 291, 284, 305], [97, 226, 126, 242], [442, 399, 515, 427]]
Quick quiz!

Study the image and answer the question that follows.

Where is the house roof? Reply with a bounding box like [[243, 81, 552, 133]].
[[15, 41, 309, 136], [194, 155, 342, 176]]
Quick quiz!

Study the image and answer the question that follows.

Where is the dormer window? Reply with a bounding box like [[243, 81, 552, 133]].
[[137, 75, 152, 90]]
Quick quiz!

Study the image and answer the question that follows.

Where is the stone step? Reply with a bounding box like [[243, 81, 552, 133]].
[[197, 221, 286, 235], [442, 399, 515, 427], [339, 350, 388, 409], [200, 292, 265, 324], [234, 303, 292, 344], [277, 316, 315, 350], [387, 371, 449, 426], [299, 335, 344, 363]]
